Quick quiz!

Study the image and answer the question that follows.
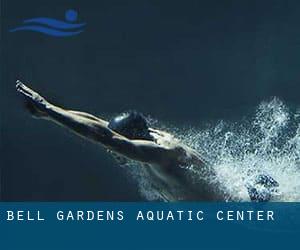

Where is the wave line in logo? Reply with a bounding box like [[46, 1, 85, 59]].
[[9, 9, 86, 37]]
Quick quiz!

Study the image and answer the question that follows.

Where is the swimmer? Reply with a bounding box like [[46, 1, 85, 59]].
[[15, 80, 277, 201]]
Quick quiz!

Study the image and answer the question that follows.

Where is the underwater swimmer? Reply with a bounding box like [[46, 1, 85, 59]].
[[16, 81, 277, 201]]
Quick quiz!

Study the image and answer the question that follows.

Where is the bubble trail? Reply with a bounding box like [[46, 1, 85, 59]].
[[123, 98, 300, 201]]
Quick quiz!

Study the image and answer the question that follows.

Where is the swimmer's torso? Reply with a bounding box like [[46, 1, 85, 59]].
[[144, 129, 225, 201], [144, 160, 224, 201]]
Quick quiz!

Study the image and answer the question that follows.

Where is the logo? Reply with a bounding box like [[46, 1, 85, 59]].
[[9, 9, 85, 37]]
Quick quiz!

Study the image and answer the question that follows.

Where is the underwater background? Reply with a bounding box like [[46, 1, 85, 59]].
[[2, 0, 300, 201]]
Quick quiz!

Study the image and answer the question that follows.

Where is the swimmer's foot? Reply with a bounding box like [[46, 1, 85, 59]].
[[16, 80, 49, 118]]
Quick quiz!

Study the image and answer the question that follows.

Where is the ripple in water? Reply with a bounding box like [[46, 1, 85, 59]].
[[123, 98, 300, 201]]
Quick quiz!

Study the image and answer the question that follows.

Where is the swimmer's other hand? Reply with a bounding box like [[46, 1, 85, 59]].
[[16, 80, 49, 118]]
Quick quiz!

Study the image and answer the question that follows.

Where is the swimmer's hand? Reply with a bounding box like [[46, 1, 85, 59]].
[[16, 80, 49, 118]]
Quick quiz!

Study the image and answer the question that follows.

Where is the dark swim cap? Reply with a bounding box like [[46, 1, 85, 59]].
[[108, 111, 153, 140]]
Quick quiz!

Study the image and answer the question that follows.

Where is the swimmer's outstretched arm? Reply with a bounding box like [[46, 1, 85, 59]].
[[16, 81, 176, 165]]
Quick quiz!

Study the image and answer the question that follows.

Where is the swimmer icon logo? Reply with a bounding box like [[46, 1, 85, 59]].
[[9, 9, 86, 37]]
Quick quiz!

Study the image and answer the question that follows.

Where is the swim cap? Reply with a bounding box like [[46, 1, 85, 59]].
[[108, 111, 153, 140]]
